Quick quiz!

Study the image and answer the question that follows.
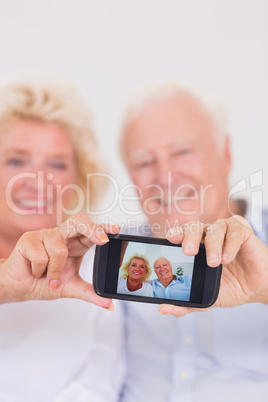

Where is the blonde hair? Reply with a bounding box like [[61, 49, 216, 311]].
[[120, 81, 229, 153], [0, 77, 102, 206], [120, 253, 152, 282]]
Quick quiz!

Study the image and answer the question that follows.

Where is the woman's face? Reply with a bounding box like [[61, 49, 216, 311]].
[[0, 119, 77, 238], [128, 258, 147, 282]]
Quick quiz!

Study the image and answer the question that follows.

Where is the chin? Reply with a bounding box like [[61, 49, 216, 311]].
[[14, 215, 58, 233], [169, 214, 200, 227], [148, 213, 200, 237], [147, 200, 201, 225]]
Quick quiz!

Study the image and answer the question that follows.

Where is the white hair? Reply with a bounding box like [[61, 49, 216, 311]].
[[121, 82, 229, 152]]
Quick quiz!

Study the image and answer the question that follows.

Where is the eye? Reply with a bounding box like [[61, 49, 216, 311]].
[[6, 158, 25, 167], [171, 149, 191, 158], [140, 160, 153, 167], [48, 161, 67, 170], [133, 158, 155, 170]]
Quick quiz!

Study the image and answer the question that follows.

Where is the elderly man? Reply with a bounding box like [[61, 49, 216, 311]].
[[119, 83, 268, 402], [152, 257, 191, 301]]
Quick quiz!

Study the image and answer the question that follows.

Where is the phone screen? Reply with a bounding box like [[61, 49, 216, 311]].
[[104, 237, 207, 304]]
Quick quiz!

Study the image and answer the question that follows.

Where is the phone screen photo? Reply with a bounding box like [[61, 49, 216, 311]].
[[93, 234, 222, 307], [114, 240, 194, 302]]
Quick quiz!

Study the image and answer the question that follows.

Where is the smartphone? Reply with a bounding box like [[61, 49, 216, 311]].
[[93, 234, 222, 308]]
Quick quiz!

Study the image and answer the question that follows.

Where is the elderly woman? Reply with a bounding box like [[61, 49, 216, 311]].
[[0, 78, 124, 401], [118, 253, 153, 296]]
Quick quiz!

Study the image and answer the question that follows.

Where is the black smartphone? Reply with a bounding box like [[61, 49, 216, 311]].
[[93, 234, 222, 308]]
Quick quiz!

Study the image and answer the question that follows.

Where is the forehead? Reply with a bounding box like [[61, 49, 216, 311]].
[[130, 258, 145, 265], [122, 94, 217, 155], [154, 258, 170, 266], [0, 119, 74, 154]]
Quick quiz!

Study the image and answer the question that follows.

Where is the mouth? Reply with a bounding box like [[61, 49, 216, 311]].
[[14, 199, 53, 210], [157, 188, 196, 207], [161, 195, 191, 206]]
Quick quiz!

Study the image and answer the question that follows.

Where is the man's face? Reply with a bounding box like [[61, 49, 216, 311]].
[[122, 93, 231, 235], [154, 258, 173, 284]]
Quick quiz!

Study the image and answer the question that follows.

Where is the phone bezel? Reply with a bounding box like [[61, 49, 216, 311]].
[[93, 234, 222, 308]]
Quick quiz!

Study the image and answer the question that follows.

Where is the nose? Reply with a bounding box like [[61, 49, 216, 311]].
[[22, 162, 51, 192], [155, 155, 173, 190]]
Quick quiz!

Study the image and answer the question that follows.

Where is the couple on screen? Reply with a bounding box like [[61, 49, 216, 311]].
[[117, 254, 192, 300]]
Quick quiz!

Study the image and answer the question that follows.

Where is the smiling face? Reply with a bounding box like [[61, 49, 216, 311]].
[[128, 258, 147, 282], [154, 257, 174, 285], [0, 119, 77, 244], [122, 93, 231, 236]]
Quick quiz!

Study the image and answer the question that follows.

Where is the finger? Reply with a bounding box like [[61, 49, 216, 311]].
[[221, 215, 254, 265], [158, 303, 211, 317], [99, 223, 121, 235], [180, 221, 204, 256], [203, 219, 227, 267], [166, 222, 204, 255], [60, 214, 110, 246], [158, 304, 198, 317], [41, 229, 69, 290], [166, 226, 184, 244], [62, 277, 115, 310], [19, 232, 49, 278]]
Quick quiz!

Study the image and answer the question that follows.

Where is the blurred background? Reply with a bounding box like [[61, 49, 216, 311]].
[[1, 0, 267, 224]]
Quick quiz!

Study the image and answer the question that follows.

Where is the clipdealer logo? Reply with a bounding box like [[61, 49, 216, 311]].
[[228, 170, 263, 232], [4, 169, 265, 232]]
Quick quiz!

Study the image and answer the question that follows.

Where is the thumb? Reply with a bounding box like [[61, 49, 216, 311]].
[[62, 277, 115, 310]]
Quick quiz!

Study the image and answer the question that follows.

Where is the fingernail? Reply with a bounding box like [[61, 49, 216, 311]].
[[208, 253, 219, 263], [222, 253, 228, 260], [49, 279, 59, 290], [107, 303, 115, 311], [96, 228, 109, 243], [168, 227, 183, 237], [184, 242, 195, 252]]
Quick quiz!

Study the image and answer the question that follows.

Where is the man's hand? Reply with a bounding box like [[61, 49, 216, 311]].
[[158, 215, 268, 317], [0, 214, 121, 308]]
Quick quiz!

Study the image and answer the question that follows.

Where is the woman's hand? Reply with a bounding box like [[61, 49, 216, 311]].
[[0, 213, 121, 307], [158, 215, 268, 317]]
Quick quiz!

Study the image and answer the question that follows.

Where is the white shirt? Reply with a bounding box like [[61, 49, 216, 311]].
[[120, 209, 268, 402], [0, 247, 125, 402], [117, 276, 153, 297]]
